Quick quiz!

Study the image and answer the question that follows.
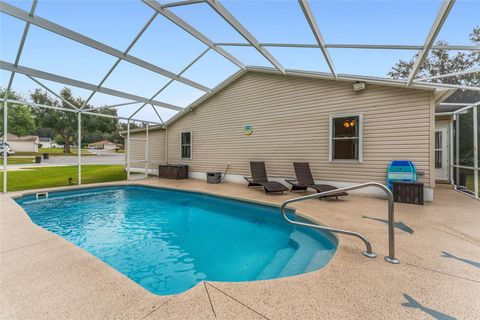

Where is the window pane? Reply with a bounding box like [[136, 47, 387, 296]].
[[181, 146, 191, 159], [435, 151, 442, 169], [334, 139, 358, 160], [453, 120, 458, 165], [458, 168, 475, 195], [182, 132, 191, 145], [458, 108, 474, 167], [333, 116, 359, 138], [435, 131, 442, 149], [477, 106, 479, 165]]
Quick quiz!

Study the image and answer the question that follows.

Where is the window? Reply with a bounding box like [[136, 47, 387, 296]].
[[181, 132, 192, 159], [329, 114, 362, 161], [435, 131, 442, 169]]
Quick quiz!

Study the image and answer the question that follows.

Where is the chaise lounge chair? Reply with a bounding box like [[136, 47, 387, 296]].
[[285, 162, 348, 200], [244, 162, 289, 194]]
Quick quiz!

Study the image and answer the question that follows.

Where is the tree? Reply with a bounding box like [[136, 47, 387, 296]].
[[0, 89, 36, 137], [31, 88, 79, 153], [81, 107, 118, 143], [31, 88, 122, 153], [389, 27, 480, 168], [389, 26, 480, 103]]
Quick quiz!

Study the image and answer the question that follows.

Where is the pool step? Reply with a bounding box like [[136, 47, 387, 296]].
[[278, 231, 318, 277], [256, 247, 295, 280], [304, 250, 332, 273]]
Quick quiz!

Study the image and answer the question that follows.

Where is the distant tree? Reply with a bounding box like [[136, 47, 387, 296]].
[[31, 88, 121, 152], [32, 127, 56, 139], [109, 122, 142, 145], [0, 89, 36, 137], [389, 26, 480, 102], [31, 88, 79, 153], [82, 107, 118, 143]]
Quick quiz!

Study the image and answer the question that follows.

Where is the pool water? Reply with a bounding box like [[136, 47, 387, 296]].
[[16, 186, 337, 295]]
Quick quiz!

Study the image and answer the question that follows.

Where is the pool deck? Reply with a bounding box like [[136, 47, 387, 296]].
[[1, 178, 479, 319]]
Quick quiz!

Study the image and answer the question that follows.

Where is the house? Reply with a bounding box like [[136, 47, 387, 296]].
[[39, 137, 52, 148], [51, 142, 63, 149], [88, 140, 117, 150], [1, 134, 39, 152], [125, 70, 467, 202]]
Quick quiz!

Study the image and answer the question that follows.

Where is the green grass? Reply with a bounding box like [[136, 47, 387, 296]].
[[6, 157, 35, 165], [465, 175, 474, 192], [15, 148, 94, 157], [0, 165, 127, 192]]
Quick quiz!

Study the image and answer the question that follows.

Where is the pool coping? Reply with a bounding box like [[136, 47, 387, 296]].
[[2, 178, 480, 319]]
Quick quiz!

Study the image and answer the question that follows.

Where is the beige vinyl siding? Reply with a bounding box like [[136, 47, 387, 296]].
[[164, 72, 433, 187], [127, 129, 166, 170]]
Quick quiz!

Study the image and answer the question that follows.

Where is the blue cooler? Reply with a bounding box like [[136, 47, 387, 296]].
[[387, 160, 417, 190]]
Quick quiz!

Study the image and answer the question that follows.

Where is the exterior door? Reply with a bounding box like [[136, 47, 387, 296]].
[[435, 128, 449, 181]]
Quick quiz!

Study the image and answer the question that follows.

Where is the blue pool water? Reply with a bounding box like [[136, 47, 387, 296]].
[[16, 186, 337, 295]]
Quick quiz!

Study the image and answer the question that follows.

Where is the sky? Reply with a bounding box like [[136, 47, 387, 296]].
[[1, 0, 479, 122]]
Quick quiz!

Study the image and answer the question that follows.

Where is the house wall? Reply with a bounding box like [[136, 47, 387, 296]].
[[129, 72, 435, 198], [127, 129, 166, 173], [9, 141, 38, 152], [40, 141, 51, 148], [104, 143, 116, 150]]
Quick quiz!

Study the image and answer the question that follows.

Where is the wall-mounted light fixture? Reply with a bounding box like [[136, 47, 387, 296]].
[[353, 82, 366, 92]]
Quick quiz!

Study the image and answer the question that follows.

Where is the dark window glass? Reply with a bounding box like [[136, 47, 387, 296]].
[[435, 131, 442, 168], [458, 108, 474, 167], [332, 116, 360, 160], [477, 106, 479, 166], [435, 151, 442, 168], [181, 132, 191, 145], [333, 116, 359, 138], [181, 132, 191, 158], [435, 131, 441, 149], [334, 139, 358, 160]]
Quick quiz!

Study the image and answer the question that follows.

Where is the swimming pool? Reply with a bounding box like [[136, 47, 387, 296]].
[[16, 185, 337, 295]]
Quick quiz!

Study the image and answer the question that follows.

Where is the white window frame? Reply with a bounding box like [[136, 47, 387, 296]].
[[328, 113, 363, 163], [180, 131, 192, 160]]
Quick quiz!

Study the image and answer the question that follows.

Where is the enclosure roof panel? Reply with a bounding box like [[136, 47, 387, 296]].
[[0, 0, 478, 123]]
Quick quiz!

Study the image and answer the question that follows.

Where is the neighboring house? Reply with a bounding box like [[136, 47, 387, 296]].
[[125, 70, 462, 202], [39, 137, 52, 148], [88, 140, 117, 150], [1, 134, 39, 152], [51, 142, 64, 148]]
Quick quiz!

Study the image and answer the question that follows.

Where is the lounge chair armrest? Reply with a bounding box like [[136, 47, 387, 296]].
[[285, 179, 298, 186]]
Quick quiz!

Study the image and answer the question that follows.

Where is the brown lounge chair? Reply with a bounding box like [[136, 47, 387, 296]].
[[244, 162, 289, 194], [285, 162, 348, 200]]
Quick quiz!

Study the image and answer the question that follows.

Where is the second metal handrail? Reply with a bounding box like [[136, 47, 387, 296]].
[[280, 182, 400, 264]]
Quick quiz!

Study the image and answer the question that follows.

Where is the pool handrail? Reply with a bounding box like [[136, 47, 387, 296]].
[[280, 182, 400, 264]]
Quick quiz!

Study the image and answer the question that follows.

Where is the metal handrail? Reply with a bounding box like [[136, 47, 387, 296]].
[[280, 182, 400, 264]]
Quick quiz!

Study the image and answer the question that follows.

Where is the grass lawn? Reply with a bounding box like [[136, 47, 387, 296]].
[[1, 165, 127, 192], [6, 157, 35, 165], [465, 175, 475, 193], [15, 148, 94, 157]]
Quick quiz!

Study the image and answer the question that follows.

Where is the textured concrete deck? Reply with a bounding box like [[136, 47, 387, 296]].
[[1, 179, 479, 319]]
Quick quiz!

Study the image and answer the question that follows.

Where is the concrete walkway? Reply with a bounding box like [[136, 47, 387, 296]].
[[1, 180, 479, 319]]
